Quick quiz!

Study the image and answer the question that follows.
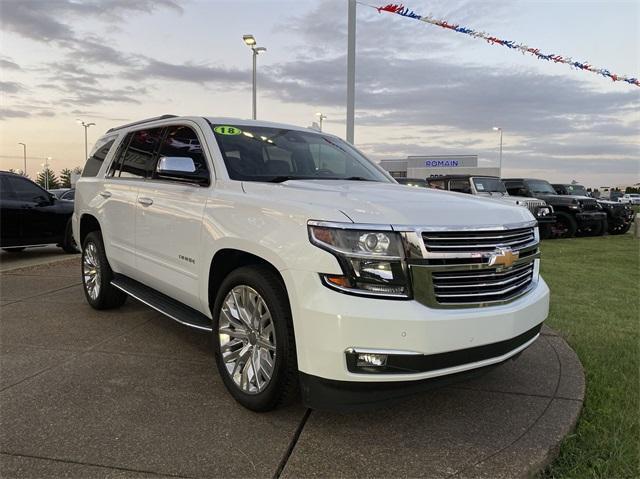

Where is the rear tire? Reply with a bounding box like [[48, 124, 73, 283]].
[[608, 221, 631, 235], [81, 231, 127, 310], [212, 265, 298, 411], [552, 212, 578, 239]]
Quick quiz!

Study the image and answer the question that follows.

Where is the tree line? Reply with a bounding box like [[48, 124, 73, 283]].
[[8, 166, 83, 189]]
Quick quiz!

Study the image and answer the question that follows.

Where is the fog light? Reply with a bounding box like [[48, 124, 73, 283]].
[[356, 353, 388, 367]]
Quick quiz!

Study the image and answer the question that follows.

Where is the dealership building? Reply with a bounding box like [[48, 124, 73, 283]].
[[379, 155, 499, 179]]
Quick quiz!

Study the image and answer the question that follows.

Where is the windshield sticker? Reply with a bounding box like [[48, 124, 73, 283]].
[[214, 126, 242, 135], [476, 183, 485, 190]]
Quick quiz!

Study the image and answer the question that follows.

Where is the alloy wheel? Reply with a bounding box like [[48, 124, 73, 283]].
[[218, 285, 277, 394], [83, 242, 101, 300]]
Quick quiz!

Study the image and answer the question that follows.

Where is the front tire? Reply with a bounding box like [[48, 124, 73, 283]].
[[212, 265, 298, 411], [551, 212, 578, 239], [81, 231, 127, 310]]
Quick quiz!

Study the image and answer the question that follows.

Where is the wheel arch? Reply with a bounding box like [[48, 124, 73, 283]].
[[207, 248, 289, 314], [79, 214, 102, 246]]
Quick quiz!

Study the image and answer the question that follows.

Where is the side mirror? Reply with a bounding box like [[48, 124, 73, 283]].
[[156, 156, 209, 185]]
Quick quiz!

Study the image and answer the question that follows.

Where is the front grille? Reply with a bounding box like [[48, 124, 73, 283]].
[[522, 199, 546, 215], [422, 227, 536, 254], [581, 199, 598, 211], [431, 262, 534, 305], [411, 225, 539, 308]]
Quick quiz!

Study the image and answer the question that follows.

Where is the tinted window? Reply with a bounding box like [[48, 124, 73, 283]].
[[472, 177, 506, 193], [154, 125, 209, 181], [449, 179, 471, 194], [5, 176, 49, 202], [83, 136, 116, 177], [119, 128, 163, 178]]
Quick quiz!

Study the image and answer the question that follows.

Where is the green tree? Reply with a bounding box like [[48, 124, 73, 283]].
[[60, 168, 72, 188], [36, 168, 60, 190]]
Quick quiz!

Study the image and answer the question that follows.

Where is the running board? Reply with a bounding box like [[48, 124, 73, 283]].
[[111, 274, 212, 331]]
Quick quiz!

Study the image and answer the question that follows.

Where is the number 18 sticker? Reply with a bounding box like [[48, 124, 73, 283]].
[[214, 126, 242, 135]]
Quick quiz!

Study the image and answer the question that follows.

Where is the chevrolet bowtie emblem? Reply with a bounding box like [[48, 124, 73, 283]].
[[488, 247, 519, 269]]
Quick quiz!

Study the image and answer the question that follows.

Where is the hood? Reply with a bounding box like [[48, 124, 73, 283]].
[[243, 180, 534, 227]]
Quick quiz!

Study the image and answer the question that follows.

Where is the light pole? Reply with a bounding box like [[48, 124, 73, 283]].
[[346, 0, 356, 143], [77, 120, 96, 160], [43, 157, 52, 190], [18, 142, 26, 176], [316, 112, 327, 131], [493, 127, 503, 177], [242, 35, 266, 120]]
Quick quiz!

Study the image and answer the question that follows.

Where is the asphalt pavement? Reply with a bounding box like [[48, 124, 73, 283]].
[[0, 258, 584, 479]]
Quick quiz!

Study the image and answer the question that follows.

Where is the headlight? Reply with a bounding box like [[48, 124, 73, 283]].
[[308, 222, 409, 298], [537, 206, 551, 217]]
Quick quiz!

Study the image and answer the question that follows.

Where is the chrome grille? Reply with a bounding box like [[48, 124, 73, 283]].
[[522, 199, 546, 215], [431, 262, 534, 305], [422, 227, 536, 254], [409, 224, 539, 308]]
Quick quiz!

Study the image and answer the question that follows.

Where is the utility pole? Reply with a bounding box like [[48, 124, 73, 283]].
[[346, 0, 356, 144]]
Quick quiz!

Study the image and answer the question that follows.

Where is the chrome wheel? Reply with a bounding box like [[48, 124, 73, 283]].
[[218, 285, 276, 394], [83, 242, 101, 300]]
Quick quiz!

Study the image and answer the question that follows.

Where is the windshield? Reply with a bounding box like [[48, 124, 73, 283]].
[[565, 185, 588, 196], [211, 124, 391, 183], [472, 177, 506, 193], [526, 180, 557, 195]]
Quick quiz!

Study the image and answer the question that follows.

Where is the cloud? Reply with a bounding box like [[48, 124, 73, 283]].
[[261, 53, 640, 139], [0, 108, 30, 120], [0, 0, 182, 43], [126, 59, 247, 85], [0, 81, 25, 94], [0, 58, 21, 70]]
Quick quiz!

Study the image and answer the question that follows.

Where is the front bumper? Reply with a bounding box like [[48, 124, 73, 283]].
[[536, 214, 556, 225], [283, 267, 550, 404]]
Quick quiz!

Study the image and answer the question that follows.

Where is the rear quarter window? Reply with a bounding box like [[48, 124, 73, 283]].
[[82, 136, 117, 177]]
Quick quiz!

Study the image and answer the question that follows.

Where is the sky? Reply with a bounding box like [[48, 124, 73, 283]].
[[1, 0, 638, 188]]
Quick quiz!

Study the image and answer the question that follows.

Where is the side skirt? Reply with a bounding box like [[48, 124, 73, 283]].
[[111, 274, 212, 331]]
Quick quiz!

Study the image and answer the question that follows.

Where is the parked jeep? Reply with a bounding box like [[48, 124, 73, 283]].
[[503, 178, 606, 238], [424, 175, 556, 238], [73, 115, 549, 411], [552, 183, 634, 235]]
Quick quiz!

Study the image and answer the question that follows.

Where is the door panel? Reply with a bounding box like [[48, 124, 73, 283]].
[[99, 179, 140, 277], [134, 182, 207, 310]]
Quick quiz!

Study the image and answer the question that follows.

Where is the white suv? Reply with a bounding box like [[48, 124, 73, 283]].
[[73, 115, 550, 411]]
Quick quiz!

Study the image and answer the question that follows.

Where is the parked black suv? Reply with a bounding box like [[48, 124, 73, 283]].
[[552, 183, 634, 235], [0, 171, 77, 253], [502, 178, 606, 238]]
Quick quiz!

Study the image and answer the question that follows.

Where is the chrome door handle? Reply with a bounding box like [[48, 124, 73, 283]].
[[138, 197, 153, 206], [99, 191, 112, 199]]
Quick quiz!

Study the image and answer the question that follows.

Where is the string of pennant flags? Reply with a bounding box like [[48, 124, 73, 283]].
[[359, 2, 639, 87]]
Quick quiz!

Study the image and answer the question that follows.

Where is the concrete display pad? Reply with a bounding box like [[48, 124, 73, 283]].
[[0, 258, 584, 478]]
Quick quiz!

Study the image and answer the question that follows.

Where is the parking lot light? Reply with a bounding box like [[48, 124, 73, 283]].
[[493, 127, 503, 176]]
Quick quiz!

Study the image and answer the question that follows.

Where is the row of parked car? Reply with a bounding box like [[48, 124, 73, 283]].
[[0, 168, 635, 256], [397, 175, 636, 239]]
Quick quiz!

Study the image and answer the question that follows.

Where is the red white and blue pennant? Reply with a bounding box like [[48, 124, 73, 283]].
[[362, 3, 639, 87]]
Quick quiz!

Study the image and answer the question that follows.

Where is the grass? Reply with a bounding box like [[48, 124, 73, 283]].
[[539, 233, 639, 478]]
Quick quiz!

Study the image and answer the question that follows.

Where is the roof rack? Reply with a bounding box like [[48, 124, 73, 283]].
[[106, 114, 178, 133]]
